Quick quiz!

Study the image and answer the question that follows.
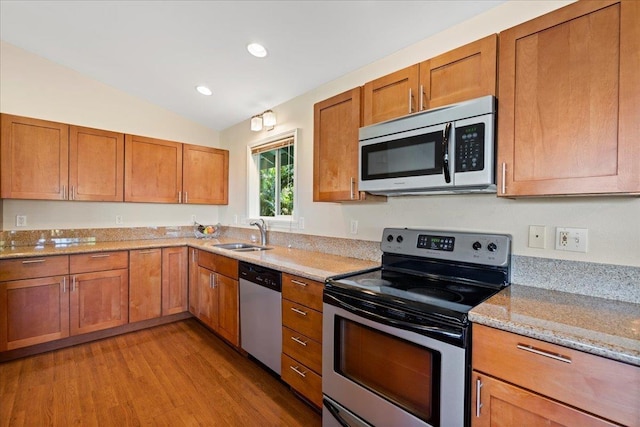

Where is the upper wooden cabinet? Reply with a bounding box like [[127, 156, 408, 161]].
[[363, 35, 497, 125], [497, 0, 640, 196], [183, 144, 229, 205], [124, 134, 183, 203], [313, 87, 377, 202], [0, 114, 125, 201]]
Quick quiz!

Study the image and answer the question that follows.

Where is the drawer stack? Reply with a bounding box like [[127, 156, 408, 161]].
[[281, 272, 323, 408]]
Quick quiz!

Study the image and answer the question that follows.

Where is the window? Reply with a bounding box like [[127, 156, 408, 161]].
[[248, 130, 298, 223]]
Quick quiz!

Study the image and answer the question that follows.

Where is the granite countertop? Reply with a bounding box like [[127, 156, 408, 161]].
[[470, 284, 640, 366], [0, 237, 380, 282]]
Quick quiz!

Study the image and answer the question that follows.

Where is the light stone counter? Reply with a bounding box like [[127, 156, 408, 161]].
[[469, 284, 640, 366], [0, 237, 379, 283]]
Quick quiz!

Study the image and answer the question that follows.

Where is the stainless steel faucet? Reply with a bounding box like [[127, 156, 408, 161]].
[[250, 219, 267, 246]]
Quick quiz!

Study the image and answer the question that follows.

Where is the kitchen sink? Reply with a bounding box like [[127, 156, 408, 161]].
[[212, 243, 272, 252]]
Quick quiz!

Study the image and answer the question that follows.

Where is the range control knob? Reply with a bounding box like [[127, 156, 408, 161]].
[[396, 235, 403, 243], [386, 234, 394, 242], [472, 241, 482, 251], [487, 242, 497, 252]]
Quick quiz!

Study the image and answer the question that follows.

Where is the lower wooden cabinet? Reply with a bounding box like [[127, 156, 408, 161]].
[[191, 250, 239, 347], [161, 246, 188, 315], [129, 248, 162, 322], [281, 353, 322, 408], [471, 324, 640, 427]]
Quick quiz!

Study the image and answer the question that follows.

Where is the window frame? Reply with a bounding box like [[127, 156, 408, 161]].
[[247, 129, 299, 227]]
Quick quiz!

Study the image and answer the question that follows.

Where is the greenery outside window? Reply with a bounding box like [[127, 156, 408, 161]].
[[248, 129, 298, 224]]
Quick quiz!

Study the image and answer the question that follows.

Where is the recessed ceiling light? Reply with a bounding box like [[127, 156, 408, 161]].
[[247, 43, 268, 58], [196, 85, 212, 96]]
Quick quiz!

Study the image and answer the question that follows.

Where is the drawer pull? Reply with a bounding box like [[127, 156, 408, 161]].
[[290, 307, 307, 316], [475, 377, 483, 417], [291, 279, 307, 287], [289, 365, 307, 378], [90, 254, 111, 258], [138, 250, 157, 254], [291, 336, 308, 346], [517, 343, 572, 364], [21, 259, 46, 264]]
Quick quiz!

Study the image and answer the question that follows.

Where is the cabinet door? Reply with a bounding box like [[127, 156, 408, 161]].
[[124, 134, 183, 203], [216, 274, 238, 346], [0, 276, 70, 351], [196, 266, 218, 331], [420, 34, 497, 110], [0, 114, 69, 200], [161, 247, 188, 316], [182, 144, 229, 205], [188, 248, 199, 315], [69, 269, 128, 335], [69, 126, 124, 202], [313, 87, 365, 202], [471, 373, 618, 427], [129, 248, 162, 323], [363, 65, 419, 125], [498, 0, 640, 196]]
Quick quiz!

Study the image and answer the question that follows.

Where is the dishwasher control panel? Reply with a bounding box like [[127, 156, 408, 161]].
[[239, 262, 282, 292]]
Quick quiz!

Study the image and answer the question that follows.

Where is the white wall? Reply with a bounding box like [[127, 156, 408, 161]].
[[1, 41, 222, 229], [219, 0, 640, 267]]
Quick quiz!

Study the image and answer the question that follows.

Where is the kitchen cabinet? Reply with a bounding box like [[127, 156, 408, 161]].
[[497, 0, 640, 196], [281, 273, 323, 408], [129, 248, 162, 322], [182, 144, 229, 205], [124, 134, 183, 203], [192, 250, 239, 346], [0, 114, 124, 201], [363, 35, 497, 125], [69, 252, 129, 335], [161, 246, 188, 315], [313, 87, 381, 202], [0, 256, 70, 351], [471, 324, 640, 427]]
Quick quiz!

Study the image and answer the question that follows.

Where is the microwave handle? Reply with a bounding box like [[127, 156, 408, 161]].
[[442, 122, 452, 183]]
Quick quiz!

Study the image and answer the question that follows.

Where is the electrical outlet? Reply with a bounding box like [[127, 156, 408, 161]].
[[350, 219, 358, 235], [555, 227, 588, 253], [16, 215, 27, 227], [115, 215, 123, 225], [528, 225, 546, 249], [191, 214, 197, 223]]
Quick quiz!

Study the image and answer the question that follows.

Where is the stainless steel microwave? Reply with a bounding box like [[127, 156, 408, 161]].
[[358, 95, 496, 195]]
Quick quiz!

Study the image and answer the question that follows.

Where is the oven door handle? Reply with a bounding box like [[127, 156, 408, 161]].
[[325, 292, 463, 342], [442, 122, 452, 183]]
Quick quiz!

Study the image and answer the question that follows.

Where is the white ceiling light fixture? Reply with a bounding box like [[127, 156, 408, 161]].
[[195, 85, 213, 96], [247, 42, 268, 58], [250, 110, 277, 132]]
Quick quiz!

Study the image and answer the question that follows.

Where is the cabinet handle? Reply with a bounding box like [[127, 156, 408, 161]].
[[90, 254, 110, 258], [62, 184, 66, 200], [350, 177, 356, 200], [408, 88, 414, 113], [501, 162, 506, 195], [475, 377, 483, 417], [138, 250, 156, 254], [289, 365, 307, 378], [178, 191, 182, 203], [62, 276, 66, 293], [184, 192, 188, 204], [22, 259, 46, 264], [70, 185, 75, 200], [419, 84, 425, 111], [517, 343, 572, 364], [210, 273, 216, 289], [72, 276, 76, 292], [291, 336, 308, 347], [291, 279, 307, 287], [290, 307, 307, 316]]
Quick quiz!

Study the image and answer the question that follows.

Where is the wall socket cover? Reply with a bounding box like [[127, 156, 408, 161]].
[[555, 227, 588, 253], [16, 215, 27, 227]]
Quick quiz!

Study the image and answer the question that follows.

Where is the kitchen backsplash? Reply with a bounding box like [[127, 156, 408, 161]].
[[1, 226, 638, 304]]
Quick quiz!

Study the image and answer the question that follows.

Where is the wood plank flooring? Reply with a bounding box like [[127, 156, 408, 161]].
[[0, 319, 321, 426]]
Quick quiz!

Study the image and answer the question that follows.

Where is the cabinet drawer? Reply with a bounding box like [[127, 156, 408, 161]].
[[472, 324, 640, 426], [70, 251, 128, 274], [282, 299, 322, 343], [281, 353, 322, 408], [282, 273, 323, 312], [0, 256, 69, 281], [197, 250, 238, 279], [282, 326, 322, 374]]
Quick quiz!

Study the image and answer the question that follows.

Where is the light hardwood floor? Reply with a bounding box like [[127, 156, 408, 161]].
[[0, 319, 321, 426]]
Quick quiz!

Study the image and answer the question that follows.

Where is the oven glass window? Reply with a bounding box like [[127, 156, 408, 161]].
[[335, 317, 441, 425], [361, 131, 443, 180]]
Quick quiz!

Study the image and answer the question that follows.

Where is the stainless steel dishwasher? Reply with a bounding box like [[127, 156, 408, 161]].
[[239, 261, 282, 374]]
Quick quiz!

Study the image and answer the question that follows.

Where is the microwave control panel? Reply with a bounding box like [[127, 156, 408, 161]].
[[455, 122, 485, 172]]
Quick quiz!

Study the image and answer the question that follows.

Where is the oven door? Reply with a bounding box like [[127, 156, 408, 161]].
[[323, 297, 466, 427]]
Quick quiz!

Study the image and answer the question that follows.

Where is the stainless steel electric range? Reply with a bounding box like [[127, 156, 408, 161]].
[[322, 228, 511, 427]]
